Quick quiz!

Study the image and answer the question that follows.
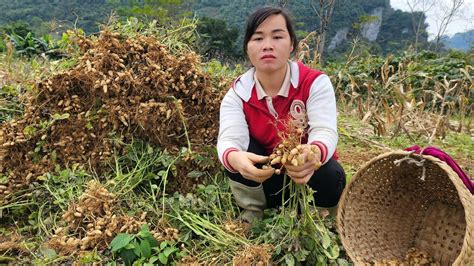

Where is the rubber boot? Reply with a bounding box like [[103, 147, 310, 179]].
[[228, 179, 266, 223]]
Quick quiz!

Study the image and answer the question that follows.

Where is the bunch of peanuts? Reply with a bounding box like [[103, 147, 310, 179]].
[[263, 142, 321, 175]]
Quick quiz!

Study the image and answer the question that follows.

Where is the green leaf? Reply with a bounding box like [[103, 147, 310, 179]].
[[316, 255, 326, 265], [50, 150, 57, 163], [0, 175, 8, 185], [170, 165, 177, 178], [132, 260, 145, 266], [144, 235, 158, 248], [119, 248, 137, 266], [284, 254, 295, 266], [187, 170, 204, 178], [125, 243, 135, 249], [163, 246, 177, 257], [159, 241, 168, 250], [158, 253, 168, 265], [86, 121, 93, 130], [52, 113, 70, 120], [23, 125, 37, 137], [148, 256, 159, 264], [330, 244, 340, 257], [321, 232, 331, 249], [132, 240, 141, 256], [140, 240, 152, 258], [157, 170, 168, 178], [138, 224, 151, 238], [39, 247, 57, 260], [322, 244, 339, 260], [294, 248, 310, 262], [146, 144, 154, 154], [337, 258, 350, 266], [110, 233, 134, 252], [275, 244, 281, 255], [79, 251, 101, 263]]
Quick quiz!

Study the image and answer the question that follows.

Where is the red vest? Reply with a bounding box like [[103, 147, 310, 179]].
[[237, 62, 324, 155]]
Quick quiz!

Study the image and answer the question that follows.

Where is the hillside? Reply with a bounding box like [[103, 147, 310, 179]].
[[0, 0, 114, 36], [0, 0, 428, 56], [193, 0, 427, 55], [442, 30, 474, 51]]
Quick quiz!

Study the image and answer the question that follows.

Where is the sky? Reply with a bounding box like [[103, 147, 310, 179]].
[[390, 0, 474, 38]]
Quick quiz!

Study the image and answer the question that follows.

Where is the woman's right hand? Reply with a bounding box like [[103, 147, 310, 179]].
[[227, 151, 275, 183]]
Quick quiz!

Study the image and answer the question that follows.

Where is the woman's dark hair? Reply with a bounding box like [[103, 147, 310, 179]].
[[243, 7, 298, 56]]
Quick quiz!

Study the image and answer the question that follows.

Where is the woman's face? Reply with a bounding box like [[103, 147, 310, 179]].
[[246, 14, 293, 75]]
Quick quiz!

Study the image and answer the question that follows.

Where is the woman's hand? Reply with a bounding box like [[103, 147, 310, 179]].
[[284, 144, 322, 184], [228, 151, 275, 183]]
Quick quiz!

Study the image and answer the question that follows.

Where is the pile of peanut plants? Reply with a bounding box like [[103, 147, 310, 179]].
[[1, 18, 472, 265]]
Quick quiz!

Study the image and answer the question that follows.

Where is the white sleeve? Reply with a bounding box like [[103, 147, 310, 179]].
[[217, 89, 250, 172], [306, 74, 338, 164]]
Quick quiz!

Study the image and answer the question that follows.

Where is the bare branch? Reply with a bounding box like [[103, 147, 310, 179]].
[[406, 0, 435, 51], [433, 0, 465, 51], [310, 0, 336, 65]]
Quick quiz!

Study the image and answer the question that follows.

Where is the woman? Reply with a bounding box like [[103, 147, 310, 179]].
[[217, 6, 346, 222]]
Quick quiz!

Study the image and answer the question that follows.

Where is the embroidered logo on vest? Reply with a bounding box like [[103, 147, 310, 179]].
[[290, 100, 308, 128]]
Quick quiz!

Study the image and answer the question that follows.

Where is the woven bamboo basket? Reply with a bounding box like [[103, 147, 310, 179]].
[[337, 151, 473, 265]]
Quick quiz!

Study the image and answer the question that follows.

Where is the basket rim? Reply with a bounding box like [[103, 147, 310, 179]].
[[336, 150, 473, 265]]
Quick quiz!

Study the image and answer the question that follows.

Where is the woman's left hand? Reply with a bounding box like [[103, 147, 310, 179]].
[[284, 144, 322, 184]]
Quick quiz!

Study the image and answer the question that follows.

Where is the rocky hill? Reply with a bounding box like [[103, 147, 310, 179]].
[[442, 30, 474, 51], [0, 0, 429, 56]]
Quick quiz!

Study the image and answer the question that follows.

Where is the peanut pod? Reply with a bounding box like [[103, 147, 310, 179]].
[[290, 148, 299, 155], [297, 154, 305, 166], [270, 156, 281, 165], [291, 158, 298, 166], [314, 161, 322, 169], [288, 152, 295, 162]]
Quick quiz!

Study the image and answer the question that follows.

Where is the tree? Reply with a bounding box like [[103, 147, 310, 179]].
[[0, 1, 118, 35], [0, 21, 32, 38], [196, 17, 239, 60], [406, 0, 433, 51], [275, 0, 288, 8], [432, 0, 465, 51], [311, 0, 336, 66], [377, 10, 416, 54], [114, 0, 191, 25]]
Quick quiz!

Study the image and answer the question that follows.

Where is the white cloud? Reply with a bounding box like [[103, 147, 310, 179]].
[[390, 0, 474, 38]]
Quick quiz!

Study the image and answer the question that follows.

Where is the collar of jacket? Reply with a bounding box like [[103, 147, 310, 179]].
[[232, 60, 300, 102]]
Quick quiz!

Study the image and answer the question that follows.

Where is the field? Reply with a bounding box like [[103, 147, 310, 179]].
[[0, 20, 472, 265]]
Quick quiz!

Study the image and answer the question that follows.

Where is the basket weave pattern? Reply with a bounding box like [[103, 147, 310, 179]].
[[337, 151, 473, 265]]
